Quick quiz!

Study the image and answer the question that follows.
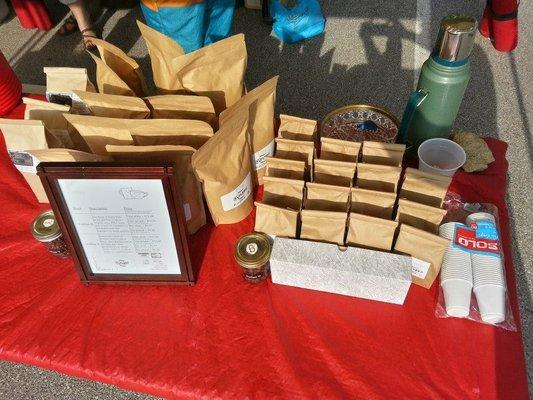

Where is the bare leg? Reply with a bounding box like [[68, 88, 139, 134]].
[[67, 0, 97, 49]]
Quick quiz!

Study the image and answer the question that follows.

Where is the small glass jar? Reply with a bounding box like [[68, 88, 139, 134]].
[[31, 210, 70, 258], [234, 233, 272, 283]]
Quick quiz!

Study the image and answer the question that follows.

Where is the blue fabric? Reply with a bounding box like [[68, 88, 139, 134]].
[[270, 0, 325, 44], [204, 0, 235, 46]]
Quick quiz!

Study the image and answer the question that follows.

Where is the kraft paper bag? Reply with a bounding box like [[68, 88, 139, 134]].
[[262, 176, 305, 210], [23, 98, 70, 131], [350, 188, 397, 219], [278, 114, 317, 142], [92, 37, 148, 97], [394, 224, 450, 289], [357, 163, 402, 193], [106, 144, 206, 234], [89, 52, 136, 96], [44, 67, 96, 108], [191, 113, 253, 225], [74, 91, 150, 119], [300, 209, 347, 245], [305, 182, 350, 212], [27, 148, 112, 162], [254, 202, 299, 238], [347, 213, 398, 251], [265, 157, 306, 180], [320, 137, 361, 162], [362, 141, 406, 167], [275, 138, 315, 167], [219, 76, 278, 184], [395, 199, 447, 234], [144, 95, 216, 127], [400, 167, 452, 208], [313, 158, 356, 187], [128, 119, 213, 149]]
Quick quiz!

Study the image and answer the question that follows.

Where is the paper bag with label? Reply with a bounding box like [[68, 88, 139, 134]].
[[300, 209, 347, 245], [275, 138, 315, 167], [265, 157, 306, 180], [357, 163, 401, 193], [400, 167, 452, 208], [219, 76, 278, 185], [278, 114, 317, 142], [106, 144, 205, 234], [313, 158, 356, 187], [89, 52, 135, 97], [395, 199, 447, 234], [394, 224, 450, 288], [144, 95, 216, 127], [305, 182, 350, 212], [44, 67, 96, 108], [362, 141, 406, 167], [347, 213, 398, 251], [320, 137, 361, 162], [191, 113, 253, 225], [350, 187, 396, 219], [128, 119, 213, 149], [74, 91, 150, 119], [92, 37, 148, 97]]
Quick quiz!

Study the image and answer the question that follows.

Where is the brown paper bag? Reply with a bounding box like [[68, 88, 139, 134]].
[[89, 52, 135, 96], [362, 141, 406, 167], [219, 76, 278, 184], [400, 168, 452, 208], [74, 91, 150, 119], [313, 158, 356, 187], [144, 95, 216, 127], [320, 137, 361, 162], [395, 199, 447, 234], [23, 98, 70, 130], [356, 163, 401, 193], [350, 188, 397, 219], [347, 213, 398, 251], [191, 113, 253, 225], [300, 209, 347, 245], [106, 144, 206, 234], [278, 114, 317, 142], [394, 224, 450, 289], [254, 202, 299, 238], [262, 176, 305, 210], [305, 182, 350, 212], [27, 148, 112, 162], [91, 37, 148, 97], [275, 138, 315, 167], [128, 119, 213, 149], [44, 67, 96, 107], [265, 157, 306, 180]]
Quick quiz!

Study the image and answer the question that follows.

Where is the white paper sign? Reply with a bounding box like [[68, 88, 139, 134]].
[[411, 257, 431, 279], [253, 140, 275, 171], [58, 179, 181, 275], [220, 172, 252, 212]]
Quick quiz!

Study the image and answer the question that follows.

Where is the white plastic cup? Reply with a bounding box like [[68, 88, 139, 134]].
[[472, 253, 505, 288], [418, 138, 466, 177], [441, 279, 472, 317], [439, 222, 465, 240], [439, 222, 473, 283], [466, 212, 496, 226], [474, 284, 507, 324]]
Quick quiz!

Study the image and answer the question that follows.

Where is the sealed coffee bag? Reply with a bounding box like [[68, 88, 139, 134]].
[[400, 167, 452, 208], [300, 209, 347, 245], [356, 163, 401, 193], [347, 213, 398, 251], [362, 141, 406, 167], [350, 187, 397, 219], [128, 119, 213, 149], [23, 98, 70, 131], [275, 138, 315, 167], [144, 95, 216, 127], [44, 67, 95, 108], [394, 224, 450, 288], [219, 76, 278, 184], [320, 137, 361, 162], [74, 91, 150, 119], [265, 157, 306, 180], [191, 113, 253, 225], [262, 176, 305, 210], [313, 158, 356, 187], [106, 144, 206, 234], [89, 52, 135, 97], [278, 114, 317, 142], [395, 199, 447, 234], [305, 182, 350, 212]]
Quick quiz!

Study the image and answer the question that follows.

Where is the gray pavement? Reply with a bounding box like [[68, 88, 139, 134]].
[[0, 0, 531, 398]]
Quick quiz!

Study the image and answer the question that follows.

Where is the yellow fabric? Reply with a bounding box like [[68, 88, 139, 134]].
[[142, 0, 204, 11]]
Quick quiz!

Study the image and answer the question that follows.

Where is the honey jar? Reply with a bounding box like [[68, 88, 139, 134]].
[[234, 233, 272, 283], [31, 210, 70, 258]]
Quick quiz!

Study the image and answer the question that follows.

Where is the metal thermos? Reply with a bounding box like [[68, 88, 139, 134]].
[[398, 15, 477, 151]]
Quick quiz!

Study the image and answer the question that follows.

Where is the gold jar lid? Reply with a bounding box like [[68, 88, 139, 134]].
[[234, 233, 272, 269], [31, 210, 62, 242]]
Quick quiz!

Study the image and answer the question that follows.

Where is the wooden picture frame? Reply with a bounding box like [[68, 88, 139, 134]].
[[38, 162, 195, 285]]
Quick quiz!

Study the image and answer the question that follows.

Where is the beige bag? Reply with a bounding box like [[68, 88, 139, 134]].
[[92, 37, 148, 97], [23, 98, 70, 130], [278, 114, 317, 142], [275, 138, 314, 167], [106, 144, 206, 234], [400, 167, 452, 208], [347, 213, 398, 251], [313, 158, 356, 187], [356, 163, 401, 193], [27, 148, 112, 162], [262, 176, 305, 210], [305, 182, 350, 212], [144, 95, 216, 127], [44, 67, 96, 108], [320, 137, 361, 162], [362, 141, 406, 167], [254, 202, 299, 238], [74, 91, 150, 119], [350, 188, 396, 219], [395, 199, 447, 234], [219, 76, 278, 184], [265, 157, 306, 180], [394, 224, 450, 289], [89, 52, 135, 96], [191, 113, 253, 225], [300, 209, 347, 245], [128, 119, 213, 149]]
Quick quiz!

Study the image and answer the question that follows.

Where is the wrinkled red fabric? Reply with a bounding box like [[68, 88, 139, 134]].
[[0, 100, 529, 399]]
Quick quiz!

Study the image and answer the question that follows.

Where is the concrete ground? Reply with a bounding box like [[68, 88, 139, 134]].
[[0, 0, 531, 398]]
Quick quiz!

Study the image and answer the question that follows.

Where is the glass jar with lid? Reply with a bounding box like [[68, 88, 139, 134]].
[[31, 210, 70, 258]]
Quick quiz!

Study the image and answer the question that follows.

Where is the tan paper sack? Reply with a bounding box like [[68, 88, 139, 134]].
[[320, 137, 361, 162], [144, 95, 216, 127], [275, 138, 314, 167], [278, 114, 317, 142], [128, 119, 213, 149], [262, 176, 305, 210], [27, 148, 112, 163], [44, 67, 96, 109], [305, 182, 350, 212], [300, 209, 347, 245], [313, 158, 356, 187], [400, 167, 452, 208], [89, 52, 135, 96], [347, 213, 398, 251], [395, 199, 447, 234], [74, 91, 150, 119], [356, 163, 401, 193], [362, 141, 406, 166], [350, 188, 396, 219], [265, 157, 306, 180], [23, 97, 70, 131]]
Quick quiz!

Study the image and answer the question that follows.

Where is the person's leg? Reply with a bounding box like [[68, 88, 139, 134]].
[[57, 0, 98, 49]]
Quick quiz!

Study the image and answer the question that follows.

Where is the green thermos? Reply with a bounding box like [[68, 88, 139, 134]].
[[398, 15, 477, 150]]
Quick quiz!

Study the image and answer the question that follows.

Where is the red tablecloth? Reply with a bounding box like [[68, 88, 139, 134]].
[[0, 101, 529, 399]]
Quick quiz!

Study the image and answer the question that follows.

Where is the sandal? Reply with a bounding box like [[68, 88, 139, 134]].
[[81, 27, 98, 51], [57, 15, 78, 36]]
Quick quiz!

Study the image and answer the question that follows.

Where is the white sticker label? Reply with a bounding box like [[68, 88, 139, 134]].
[[246, 242, 258, 255], [42, 218, 55, 228], [7, 150, 39, 173], [253, 140, 275, 171], [183, 203, 192, 222], [411, 257, 431, 279], [220, 172, 252, 212]]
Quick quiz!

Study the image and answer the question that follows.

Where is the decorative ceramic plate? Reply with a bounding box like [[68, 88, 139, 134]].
[[320, 105, 400, 143]]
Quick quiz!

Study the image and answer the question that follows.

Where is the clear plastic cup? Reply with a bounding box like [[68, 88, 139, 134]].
[[418, 138, 466, 177], [441, 279, 472, 317], [474, 284, 507, 324]]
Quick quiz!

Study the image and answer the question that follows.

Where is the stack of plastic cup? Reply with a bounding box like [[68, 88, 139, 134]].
[[0, 51, 22, 116], [439, 222, 473, 317], [466, 212, 507, 324]]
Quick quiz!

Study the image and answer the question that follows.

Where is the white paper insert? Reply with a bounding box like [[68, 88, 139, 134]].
[[253, 140, 275, 171], [220, 172, 252, 212], [411, 257, 431, 279], [7, 150, 39, 173]]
